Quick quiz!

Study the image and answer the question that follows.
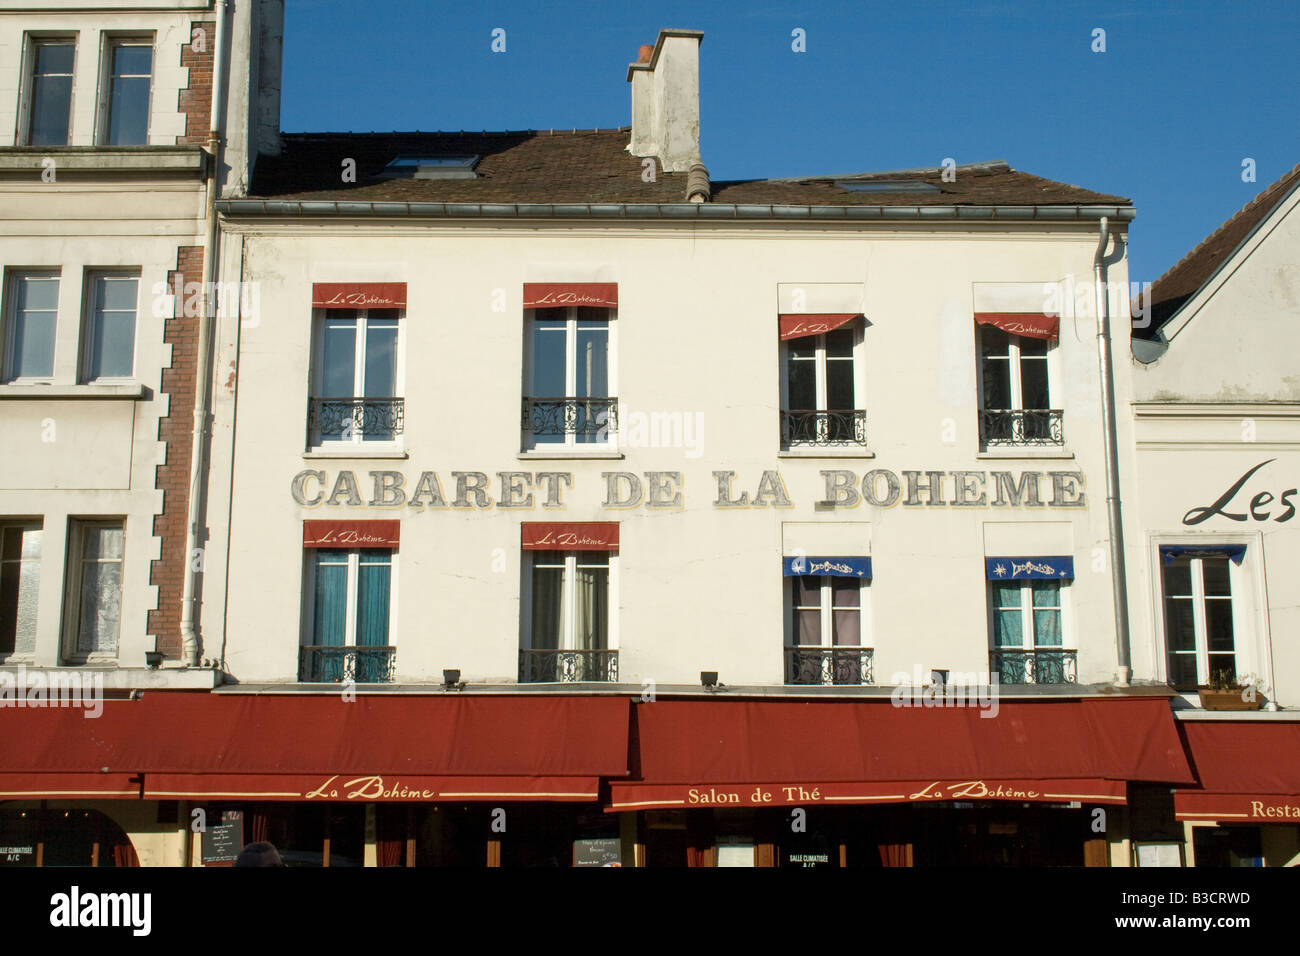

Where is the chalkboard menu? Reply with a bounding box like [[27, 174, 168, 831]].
[[201, 809, 244, 865], [574, 836, 622, 867]]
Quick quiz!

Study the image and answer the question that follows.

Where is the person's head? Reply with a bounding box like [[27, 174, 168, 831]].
[[235, 841, 285, 867]]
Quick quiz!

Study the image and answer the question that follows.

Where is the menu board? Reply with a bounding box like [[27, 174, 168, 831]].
[[574, 837, 623, 867], [201, 809, 245, 865]]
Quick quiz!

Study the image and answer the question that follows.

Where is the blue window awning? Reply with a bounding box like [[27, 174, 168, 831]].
[[1159, 544, 1246, 565], [783, 556, 872, 579], [985, 556, 1074, 581]]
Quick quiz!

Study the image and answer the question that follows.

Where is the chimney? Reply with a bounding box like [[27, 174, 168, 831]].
[[627, 29, 704, 174]]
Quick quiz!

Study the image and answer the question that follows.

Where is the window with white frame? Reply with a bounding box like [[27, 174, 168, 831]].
[[309, 308, 402, 447], [977, 326, 1062, 446], [23, 37, 75, 146], [64, 520, 124, 660], [100, 38, 153, 146], [989, 578, 1073, 684], [0, 521, 43, 659], [1162, 554, 1237, 692], [785, 570, 871, 685], [3, 272, 60, 383], [523, 306, 615, 449], [522, 550, 615, 681], [779, 323, 867, 447], [302, 548, 395, 682], [82, 273, 138, 381]]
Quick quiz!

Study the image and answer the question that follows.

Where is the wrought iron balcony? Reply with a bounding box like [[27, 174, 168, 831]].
[[308, 397, 404, 443], [781, 409, 868, 447], [979, 408, 1064, 447], [785, 647, 875, 686], [519, 648, 619, 683], [522, 397, 617, 440], [300, 645, 396, 683], [990, 648, 1077, 685]]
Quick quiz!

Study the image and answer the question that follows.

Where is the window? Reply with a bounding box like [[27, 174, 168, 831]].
[[82, 274, 138, 381], [301, 548, 395, 682], [309, 308, 402, 447], [779, 324, 867, 447], [3, 273, 59, 383], [64, 521, 124, 660], [521, 550, 616, 682], [1163, 555, 1236, 692], [977, 326, 1062, 446], [785, 571, 872, 685], [989, 579, 1074, 684], [1, 522, 43, 659], [523, 306, 615, 450], [24, 39, 75, 146], [100, 39, 152, 145]]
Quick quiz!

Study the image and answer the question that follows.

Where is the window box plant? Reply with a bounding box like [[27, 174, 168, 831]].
[[1196, 671, 1265, 711]]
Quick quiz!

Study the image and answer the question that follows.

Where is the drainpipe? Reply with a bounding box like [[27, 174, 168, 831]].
[[180, 0, 229, 666], [1094, 217, 1132, 685]]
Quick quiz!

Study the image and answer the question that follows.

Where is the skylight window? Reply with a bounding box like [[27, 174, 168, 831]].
[[381, 155, 480, 179], [834, 180, 941, 194]]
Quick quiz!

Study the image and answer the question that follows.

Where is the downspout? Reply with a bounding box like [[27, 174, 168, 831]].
[[180, 0, 230, 666], [1094, 217, 1132, 685]]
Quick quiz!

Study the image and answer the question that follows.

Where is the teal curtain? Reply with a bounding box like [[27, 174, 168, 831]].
[[312, 550, 348, 646], [992, 581, 1022, 647], [356, 553, 391, 647], [1031, 581, 1062, 647]]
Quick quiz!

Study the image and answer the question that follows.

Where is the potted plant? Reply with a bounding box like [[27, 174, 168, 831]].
[[1196, 670, 1265, 711]]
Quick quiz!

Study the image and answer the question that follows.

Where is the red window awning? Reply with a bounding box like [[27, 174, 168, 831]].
[[312, 282, 407, 309], [778, 314, 860, 341], [0, 694, 629, 803], [1174, 721, 1300, 822], [609, 697, 1192, 812], [523, 283, 618, 309], [521, 522, 619, 551], [975, 312, 1059, 341], [303, 519, 400, 549]]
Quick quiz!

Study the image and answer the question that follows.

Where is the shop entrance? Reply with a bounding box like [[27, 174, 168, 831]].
[[911, 804, 1093, 866]]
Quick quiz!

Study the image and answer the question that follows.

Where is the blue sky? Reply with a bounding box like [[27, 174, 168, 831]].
[[282, 0, 1300, 287]]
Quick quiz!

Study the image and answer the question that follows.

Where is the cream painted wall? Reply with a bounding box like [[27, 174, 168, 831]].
[[206, 219, 1145, 689]]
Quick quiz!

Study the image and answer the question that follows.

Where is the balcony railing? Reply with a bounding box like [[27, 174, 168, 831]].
[[979, 408, 1064, 447], [785, 647, 874, 686], [781, 409, 868, 447], [522, 397, 617, 441], [308, 397, 405, 443], [300, 645, 396, 683], [990, 649, 1077, 685], [519, 648, 619, 683]]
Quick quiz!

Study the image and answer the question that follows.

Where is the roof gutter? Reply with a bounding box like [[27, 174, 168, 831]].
[[216, 199, 1136, 222]]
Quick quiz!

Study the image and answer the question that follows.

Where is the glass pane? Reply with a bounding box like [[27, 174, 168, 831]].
[[574, 565, 608, 650], [796, 608, 820, 646], [78, 560, 121, 654], [992, 581, 1021, 608], [530, 564, 563, 650], [1168, 653, 1198, 692], [83, 525, 124, 560], [312, 553, 348, 647], [355, 554, 391, 647], [1207, 654, 1236, 687], [108, 46, 152, 146], [530, 321, 566, 397], [576, 323, 608, 398], [980, 325, 1010, 357], [994, 608, 1022, 647], [37, 42, 75, 74], [1164, 598, 1196, 651], [363, 320, 398, 397], [826, 356, 854, 411], [981, 356, 1011, 409], [89, 277, 138, 379], [824, 327, 854, 357], [1018, 335, 1048, 357], [12, 560, 40, 654], [1202, 558, 1231, 597], [320, 318, 357, 396], [787, 343, 816, 410], [1162, 561, 1191, 596], [113, 44, 152, 76], [10, 277, 59, 379], [832, 609, 860, 647], [830, 577, 860, 608], [1020, 356, 1050, 409], [1205, 599, 1235, 653], [792, 575, 820, 607], [30, 44, 74, 146], [1031, 581, 1060, 608], [1032, 609, 1062, 647], [1, 527, 21, 561]]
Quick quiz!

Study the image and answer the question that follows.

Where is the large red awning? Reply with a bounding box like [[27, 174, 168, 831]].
[[609, 697, 1191, 812], [0, 694, 628, 803], [1174, 721, 1300, 823]]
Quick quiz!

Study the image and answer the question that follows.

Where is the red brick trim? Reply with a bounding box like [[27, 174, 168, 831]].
[[177, 21, 215, 146], [147, 246, 205, 658]]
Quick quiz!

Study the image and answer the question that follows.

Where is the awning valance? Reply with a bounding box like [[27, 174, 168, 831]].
[[0, 694, 630, 802], [303, 519, 400, 549], [523, 283, 618, 309], [985, 556, 1074, 580], [522, 522, 619, 551], [1174, 721, 1300, 823], [610, 697, 1191, 812], [779, 314, 860, 341], [1160, 544, 1247, 565], [975, 312, 1059, 341], [782, 556, 871, 579], [312, 282, 407, 309]]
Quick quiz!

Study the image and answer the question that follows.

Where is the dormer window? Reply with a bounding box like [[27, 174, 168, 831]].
[[380, 155, 480, 180]]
